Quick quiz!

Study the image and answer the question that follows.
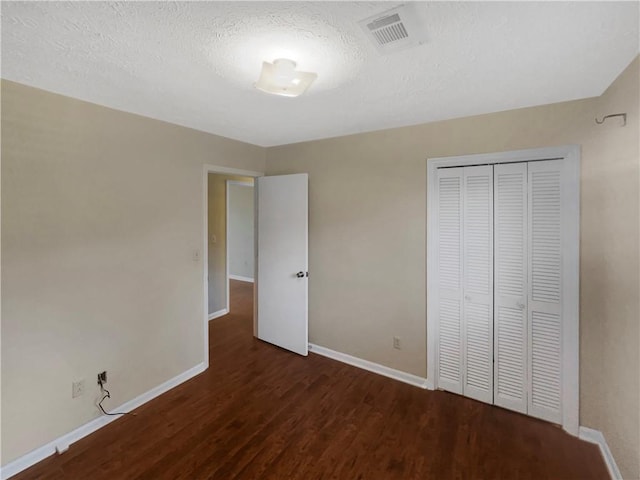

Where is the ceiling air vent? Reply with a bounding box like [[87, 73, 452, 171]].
[[358, 4, 427, 54]]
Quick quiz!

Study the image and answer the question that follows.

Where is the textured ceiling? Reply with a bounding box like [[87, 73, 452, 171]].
[[1, 1, 638, 146]]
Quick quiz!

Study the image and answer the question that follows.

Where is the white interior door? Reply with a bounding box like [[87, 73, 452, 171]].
[[462, 165, 494, 404], [429, 147, 579, 433], [527, 160, 563, 423], [435, 167, 464, 394], [256, 173, 308, 356], [494, 162, 528, 413]]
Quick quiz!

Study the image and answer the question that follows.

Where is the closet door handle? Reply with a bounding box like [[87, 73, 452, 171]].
[[516, 301, 526, 310]]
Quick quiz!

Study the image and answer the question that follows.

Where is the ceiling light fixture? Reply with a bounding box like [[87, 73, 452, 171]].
[[254, 58, 317, 97]]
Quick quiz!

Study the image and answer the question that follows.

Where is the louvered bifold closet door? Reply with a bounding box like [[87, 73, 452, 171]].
[[462, 166, 494, 403], [435, 168, 464, 394], [493, 163, 528, 413], [527, 159, 563, 424]]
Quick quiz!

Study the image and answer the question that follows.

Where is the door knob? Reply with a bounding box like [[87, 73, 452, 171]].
[[296, 271, 305, 278], [517, 301, 526, 310]]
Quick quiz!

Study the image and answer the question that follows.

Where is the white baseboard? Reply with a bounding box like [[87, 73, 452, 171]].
[[229, 275, 254, 283], [208, 308, 228, 320], [578, 426, 622, 480], [0, 362, 206, 480], [308, 343, 430, 390]]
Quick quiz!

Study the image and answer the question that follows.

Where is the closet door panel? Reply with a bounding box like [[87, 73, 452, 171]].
[[528, 160, 563, 423], [462, 165, 494, 403], [436, 168, 464, 394], [493, 163, 528, 413]]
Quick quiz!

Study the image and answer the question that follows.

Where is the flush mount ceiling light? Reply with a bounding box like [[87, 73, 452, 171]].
[[254, 58, 318, 97]]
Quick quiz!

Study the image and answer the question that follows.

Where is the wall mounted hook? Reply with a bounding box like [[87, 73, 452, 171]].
[[595, 113, 627, 126]]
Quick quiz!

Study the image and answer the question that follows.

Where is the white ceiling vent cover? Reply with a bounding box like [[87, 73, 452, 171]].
[[358, 4, 427, 54]]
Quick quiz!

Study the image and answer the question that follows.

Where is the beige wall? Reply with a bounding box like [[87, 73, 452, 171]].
[[266, 57, 639, 478], [207, 174, 253, 315], [1, 80, 265, 464], [228, 183, 255, 280], [584, 58, 639, 478]]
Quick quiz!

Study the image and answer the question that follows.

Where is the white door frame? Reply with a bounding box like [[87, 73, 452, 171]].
[[426, 145, 580, 436], [226, 180, 255, 309], [203, 164, 263, 369]]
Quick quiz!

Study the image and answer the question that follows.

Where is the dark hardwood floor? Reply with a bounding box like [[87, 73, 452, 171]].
[[14, 280, 607, 479]]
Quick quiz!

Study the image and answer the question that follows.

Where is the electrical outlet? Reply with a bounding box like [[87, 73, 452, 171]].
[[97, 371, 107, 386], [72, 380, 85, 398], [393, 336, 401, 350]]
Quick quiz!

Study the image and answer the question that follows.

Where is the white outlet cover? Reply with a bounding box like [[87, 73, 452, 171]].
[[72, 380, 85, 398]]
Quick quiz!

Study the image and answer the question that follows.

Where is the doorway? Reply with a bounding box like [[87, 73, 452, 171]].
[[203, 166, 310, 367], [207, 174, 255, 319], [202, 165, 262, 368]]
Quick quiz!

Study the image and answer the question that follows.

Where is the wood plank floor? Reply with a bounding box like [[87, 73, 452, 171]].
[[14, 280, 607, 479]]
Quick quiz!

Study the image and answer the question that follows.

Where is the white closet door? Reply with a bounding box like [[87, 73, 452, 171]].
[[462, 165, 494, 403], [527, 159, 563, 423], [493, 163, 528, 413], [435, 168, 464, 394]]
